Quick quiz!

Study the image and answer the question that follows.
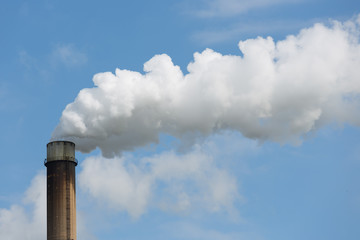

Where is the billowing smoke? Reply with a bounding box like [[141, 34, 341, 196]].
[[52, 16, 360, 157]]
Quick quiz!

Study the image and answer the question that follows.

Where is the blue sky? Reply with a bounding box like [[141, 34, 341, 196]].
[[1, 0, 360, 239]]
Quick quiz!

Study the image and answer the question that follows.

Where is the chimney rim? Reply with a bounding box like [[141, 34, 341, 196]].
[[47, 140, 75, 147]]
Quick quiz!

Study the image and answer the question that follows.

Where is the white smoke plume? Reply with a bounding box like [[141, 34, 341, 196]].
[[53, 16, 360, 157]]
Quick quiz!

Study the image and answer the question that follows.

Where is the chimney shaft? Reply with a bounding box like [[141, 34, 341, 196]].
[[45, 141, 77, 240]]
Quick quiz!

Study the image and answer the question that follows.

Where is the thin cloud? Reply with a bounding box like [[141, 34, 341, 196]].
[[159, 221, 265, 240], [18, 50, 51, 82], [51, 44, 87, 67], [184, 0, 302, 18], [192, 18, 323, 45], [18, 44, 87, 83]]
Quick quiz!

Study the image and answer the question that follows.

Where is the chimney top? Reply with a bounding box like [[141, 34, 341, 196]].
[[45, 141, 77, 166]]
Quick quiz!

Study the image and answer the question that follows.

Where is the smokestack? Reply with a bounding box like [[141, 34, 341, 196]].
[[45, 141, 77, 240]]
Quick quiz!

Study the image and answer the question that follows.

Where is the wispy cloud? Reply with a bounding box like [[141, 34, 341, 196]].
[[192, 18, 322, 45], [159, 221, 265, 240], [18, 50, 51, 82], [19, 50, 38, 71], [51, 44, 87, 67], [18, 44, 87, 82], [184, 0, 302, 18], [19, 43, 87, 71]]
